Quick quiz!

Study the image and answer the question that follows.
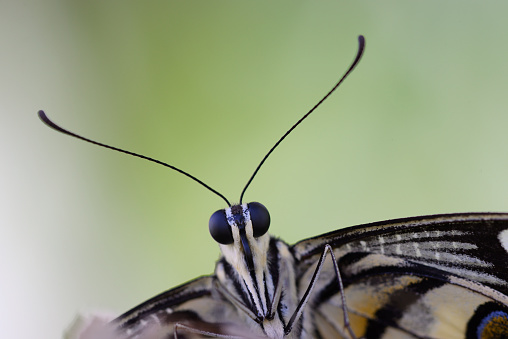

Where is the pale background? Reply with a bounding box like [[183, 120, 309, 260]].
[[2, 2, 508, 338]]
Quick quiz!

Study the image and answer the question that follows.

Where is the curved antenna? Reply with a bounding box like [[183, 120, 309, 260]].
[[38, 110, 231, 207], [239, 35, 366, 204]]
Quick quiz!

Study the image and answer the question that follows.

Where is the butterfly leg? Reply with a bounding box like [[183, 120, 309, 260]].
[[285, 244, 358, 339]]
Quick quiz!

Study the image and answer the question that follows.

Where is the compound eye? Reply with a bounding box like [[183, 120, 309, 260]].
[[209, 209, 234, 244], [248, 202, 270, 237]]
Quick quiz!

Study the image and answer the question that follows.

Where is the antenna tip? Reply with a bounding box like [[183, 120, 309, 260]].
[[38, 110, 52, 126], [358, 35, 365, 46]]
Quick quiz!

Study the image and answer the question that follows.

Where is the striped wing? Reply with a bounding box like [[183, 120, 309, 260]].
[[292, 213, 508, 339], [111, 276, 253, 339]]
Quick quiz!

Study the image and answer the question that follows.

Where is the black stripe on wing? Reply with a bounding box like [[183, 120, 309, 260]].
[[292, 213, 508, 295], [112, 276, 246, 338], [115, 276, 214, 328]]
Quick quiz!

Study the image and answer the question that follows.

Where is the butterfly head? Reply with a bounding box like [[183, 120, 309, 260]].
[[209, 202, 271, 274]]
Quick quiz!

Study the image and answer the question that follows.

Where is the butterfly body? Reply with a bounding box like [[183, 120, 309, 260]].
[[114, 212, 508, 339]]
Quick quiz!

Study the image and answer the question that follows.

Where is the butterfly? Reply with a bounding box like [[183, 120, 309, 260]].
[[40, 35, 508, 339]]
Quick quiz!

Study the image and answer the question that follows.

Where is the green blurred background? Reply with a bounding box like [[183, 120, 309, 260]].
[[2, 1, 508, 338]]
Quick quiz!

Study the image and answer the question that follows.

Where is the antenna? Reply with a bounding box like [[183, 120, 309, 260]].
[[38, 110, 231, 207], [239, 35, 365, 203], [39, 35, 365, 208]]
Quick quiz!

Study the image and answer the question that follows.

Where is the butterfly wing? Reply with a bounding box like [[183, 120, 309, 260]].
[[292, 213, 508, 339], [111, 275, 254, 339]]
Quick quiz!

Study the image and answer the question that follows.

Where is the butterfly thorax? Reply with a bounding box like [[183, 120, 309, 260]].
[[213, 203, 300, 338]]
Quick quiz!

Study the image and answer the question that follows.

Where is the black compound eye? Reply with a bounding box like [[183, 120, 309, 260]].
[[209, 209, 234, 244], [248, 202, 270, 237]]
